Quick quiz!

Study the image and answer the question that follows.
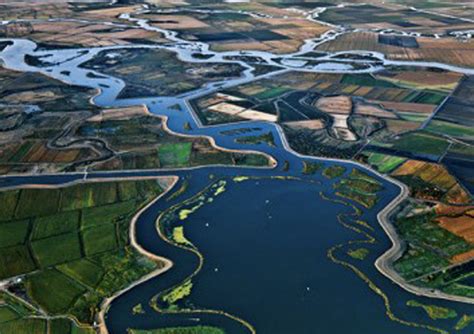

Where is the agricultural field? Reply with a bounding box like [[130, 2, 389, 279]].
[[431, 76, 474, 129], [192, 68, 459, 161], [3, 20, 166, 49], [0, 66, 102, 175], [394, 209, 473, 281], [316, 32, 474, 68], [0, 291, 94, 334], [1, 0, 474, 332], [393, 199, 474, 299], [318, 3, 474, 36], [81, 48, 244, 98], [131, 4, 329, 54], [0, 2, 164, 48], [0, 178, 170, 328], [0, 66, 270, 175], [0, 2, 141, 23], [390, 160, 471, 204], [82, 115, 271, 170]]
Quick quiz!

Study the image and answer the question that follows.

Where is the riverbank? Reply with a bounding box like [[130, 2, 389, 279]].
[[97, 175, 178, 334]]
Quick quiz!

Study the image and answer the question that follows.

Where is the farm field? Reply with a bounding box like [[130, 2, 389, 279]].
[[192, 68, 457, 161], [0, 178, 171, 329], [391, 160, 471, 204], [316, 32, 474, 68], [81, 48, 244, 98], [83, 115, 271, 170], [318, 3, 474, 36], [393, 199, 474, 299], [0, 63, 270, 175], [131, 4, 329, 54]]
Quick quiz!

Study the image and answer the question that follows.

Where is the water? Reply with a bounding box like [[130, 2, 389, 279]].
[[0, 7, 474, 334]]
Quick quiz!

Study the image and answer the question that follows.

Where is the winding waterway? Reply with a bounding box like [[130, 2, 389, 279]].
[[1, 4, 474, 334]]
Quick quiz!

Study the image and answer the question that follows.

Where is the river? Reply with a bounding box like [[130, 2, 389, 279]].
[[0, 5, 473, 334]]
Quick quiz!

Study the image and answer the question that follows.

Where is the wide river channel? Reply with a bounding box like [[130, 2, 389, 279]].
[[1, 7, 474, 333]]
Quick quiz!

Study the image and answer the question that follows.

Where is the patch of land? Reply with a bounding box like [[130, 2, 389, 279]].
[[133, 5, 329, 54], [0, 178, 174, 331], [81, 48, 244, 99], [319, 3, 474, 36], [316, 32, 474, 68], [0, 65, 270, 175]]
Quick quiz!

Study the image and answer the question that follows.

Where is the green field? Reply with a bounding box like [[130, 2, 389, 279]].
[[15, 189, 60, 219], [31, 232, 82, 267], [0, 190, 19, 221], [158, 142, 192, 167], [0, 179, 164, 326], [0, 306, 20, 324], [0, 245, 36, 279], [0, 318, 46, 334], [58, 258, 104, 288], [365, 152, 406, 173], [394, 212, 472, 281], [32, 211, 79, 240], [81, 200, 136, 229], [341, 74, 398, 88], [82, 225, 118, 256], [389, 131, 450, 157], [60, 182, 119, 211], [27, 269, 86, 313], [49, 318, 71, 333], [0, 220, 30, 247], [426, 120, 474, 139]]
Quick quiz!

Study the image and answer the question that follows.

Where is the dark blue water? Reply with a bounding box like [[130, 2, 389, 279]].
[[101, 172, 474, 334]]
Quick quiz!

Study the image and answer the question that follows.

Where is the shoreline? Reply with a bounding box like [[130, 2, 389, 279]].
[[0, 174, 179, 334], [273, 124, 474, 305], [97, 175, 178, 334]]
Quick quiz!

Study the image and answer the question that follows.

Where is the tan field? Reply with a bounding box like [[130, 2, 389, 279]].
[[452, 249, 474, 264], [88, 106, 149, 122], [29, 20, 167, 47], [385, 70, 463, 88], [284, 119, 325, 130], [315, 96, 352, 115], [140, 9, 329, 54], [392, 160, 471, 204], [377, 101, 436, 114], [145, 14, 210, 30], [435, 203, 474, 216], [355, 103, 398, 119], [316, 32, 474, 68], [437, 215, 474, 244]]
